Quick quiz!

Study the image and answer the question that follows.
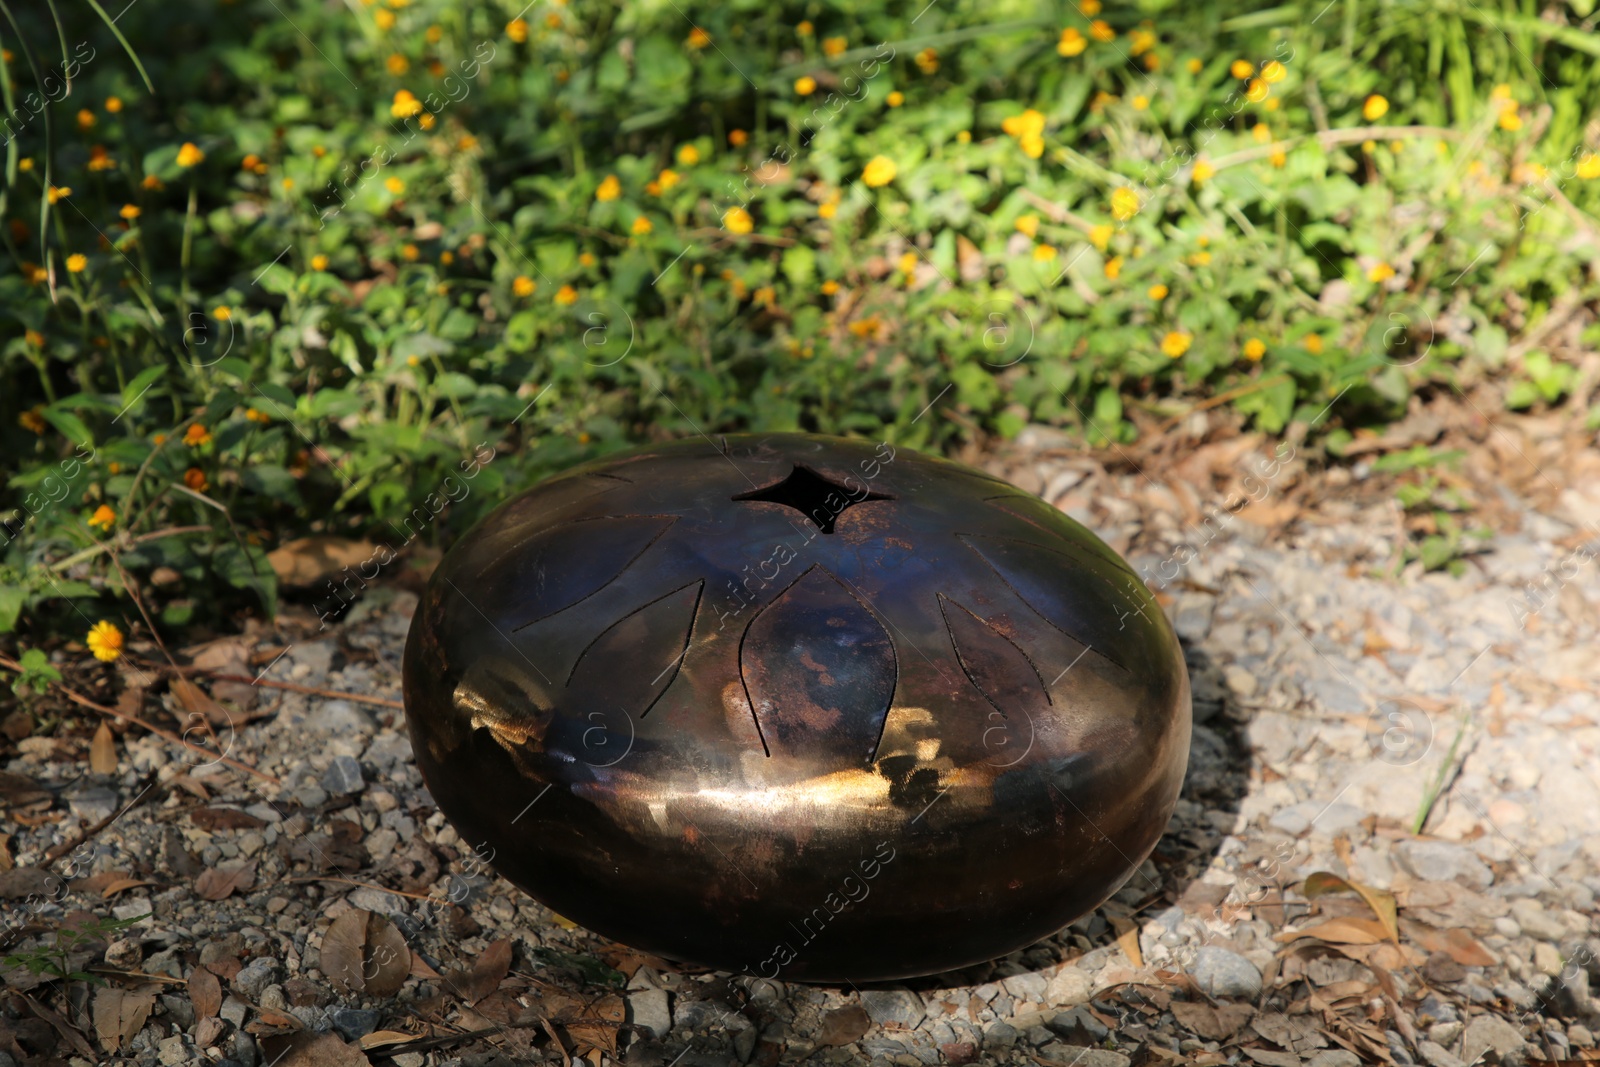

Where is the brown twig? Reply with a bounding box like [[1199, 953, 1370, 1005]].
[[41, 775, 161, 869], [190, 668, 405, 710], [0, 653, 276, 783], [279, 876, 442, 903]]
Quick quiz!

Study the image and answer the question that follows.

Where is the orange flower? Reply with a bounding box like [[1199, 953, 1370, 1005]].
[[184, 468, 209, 492], [184, 423, 212, 447], [87, 620, 124, 662], [89, 504, 116, 531]]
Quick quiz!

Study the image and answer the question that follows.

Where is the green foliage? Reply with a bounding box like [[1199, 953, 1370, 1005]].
[[2, 912, 151, 987], [7, 647, 61, 697], [1, 0, 1597, 635]]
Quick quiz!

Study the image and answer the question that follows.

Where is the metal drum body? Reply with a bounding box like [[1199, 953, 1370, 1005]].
[[403, 433, 1190, 982]]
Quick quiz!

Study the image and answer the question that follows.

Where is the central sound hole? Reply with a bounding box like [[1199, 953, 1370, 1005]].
[[732, 464, 893, 534]]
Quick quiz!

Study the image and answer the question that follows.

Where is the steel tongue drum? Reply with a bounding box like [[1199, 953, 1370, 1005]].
[[403, 433, 1190, 982]]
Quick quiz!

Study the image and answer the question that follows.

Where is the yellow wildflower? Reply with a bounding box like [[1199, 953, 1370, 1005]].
[[1078, 0, 1101, 13], [1577, 153, 1600, 180], [1015, 215, 1039, 238], [555, 284, 579, 305], [1246, 78, 1269, 103], [246, 408, 270, 424], [723, 206, 754, 233], [1252, 123, 1271, 143], [677, 144, 700, 166], [1230, 59, 1253, 79], [506, 17, 527, 42], [1089, 224, 1113, 250], [1088, 21, 1114, 43], [915, 47, 939, 73], [105, 96, 123, 113], [1104, 255, 1122, 280], [821, 280, 840, 295], [1368, 262, 1396, 282], [310, 253, 329, 271], [1269, 148, 1287, 167], [47, 185, 72, 204], [898, 251, 917, 276], [513, 275, 536, 297], [87, 621, 124, 662], [176, 142, 204, 167], [89, 504, 115, 531], [386, 53, 409, 75], [1362, 94, 1389, 121], [1019, 132, 1044, 159], [1147, 283, 1168, 300], [822, 36, 847, 58], [862, 155, 897, 187], [887, 91, 904, 107], [1304, 333, 1324, 354], [631, 216, 653, 235], [1032, 244, 1057, 262], [795, 76, 816, 96], [1186, 57, 1203, 74], [1160, 331, 1192, 358], [1192, 159, 1215, 183], [1498, 109, 1521, 131], [728, 129, 748, 147], [1128, 29, 1156, 56], [1001, 109, 1046, 139], [687, 26, 711, 49], [1262, 60, 1286, 83], [1111, 186, 1140, 221], [796, 21, 813, 37], [213, 305, 232, 321], [66, 254, 87, 273], [20, 407, 47, 434], [385, 176, 405, 194], [184, 423, 213, 447], [596, 174, 621, 201], [1132, 95, 1149, 111], [426, 24, 442, 43], [374, 8, 394, 28], [77, 109, 95, 130], [1243, 337, 1266, 361], [391, 90, 422, 118], [1058, 28, 1086, 57]]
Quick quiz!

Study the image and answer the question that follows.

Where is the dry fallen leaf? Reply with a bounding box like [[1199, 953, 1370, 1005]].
[[1171, 1000, 1254, 1041], [267, 536, 378, 587], [187, 636, 257, 711], [195, 860, 257, 901], [172, 677, 236, 728], [321, 909, 410, 997], [1403, 921, 1497, 967], [189, 965, 222, 1018], [358, 1030, 421, 1051], [89, 722, 118, 774], [441, 937, 512, 1005], [1275, 916, 1391, 945], [260, 1031, 372, 1067], [189, 807, 268, 832], [93, 985, 157, 1053], [1303, 871, 1400, 944]]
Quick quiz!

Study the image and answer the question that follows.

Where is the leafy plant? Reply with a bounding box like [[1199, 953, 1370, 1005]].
[[2, 912, 150, 987], [6, 646, 61, 696]]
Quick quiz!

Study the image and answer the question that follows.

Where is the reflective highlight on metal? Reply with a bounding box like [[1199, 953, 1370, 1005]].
[[403, 433, 1190, 982]]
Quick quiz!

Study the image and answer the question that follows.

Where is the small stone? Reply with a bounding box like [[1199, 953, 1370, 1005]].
[[1224, 665, 1258, 698], [628, 989, 671, 1039], [392, 1055, 425, 1067], [1461, 1015, 1526, 1065], [157, 1036, 189, 1067], [1569, 1025, 1595, 1048], [233, 958, 279, 1000], [329, 1007, 381, 1042], [733, 1026, 758, 1062], [817, 1005, 870, 1047], [219, 995, 248, 1028], [1043, 1049, 1129, 1067], [1395, 840, 1494, 889], [984, 1021, 1018, 1050], [1417, 995, 1458, 1025], [1533, 941, 1563, 976], [1429, 1022, 1463, 1046], [320, 755, 364, 796], [309, 700, 373, 736], [1509, 898, 1565, 942], [1189, 946, 1263, 999], [1417, 1040, 1464, 1067], [66, 785, 119, 823], [940, 1041, 978, 1066], [1045, 965, 1093, 1007], [1002, 972, 1047, 1002], [860, 989, 925, 1029]]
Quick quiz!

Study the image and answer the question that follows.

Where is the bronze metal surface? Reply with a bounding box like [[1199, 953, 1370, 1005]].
[[403, 433, 1190, 982]]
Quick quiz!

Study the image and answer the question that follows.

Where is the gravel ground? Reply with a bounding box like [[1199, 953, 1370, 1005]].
[[3, 414, 1599, 1067]]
